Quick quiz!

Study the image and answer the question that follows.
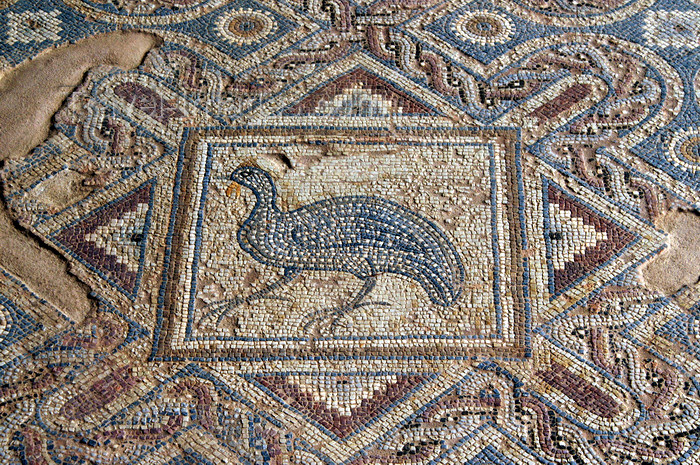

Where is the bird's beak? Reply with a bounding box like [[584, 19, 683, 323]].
[[226, 181, 241, 198]]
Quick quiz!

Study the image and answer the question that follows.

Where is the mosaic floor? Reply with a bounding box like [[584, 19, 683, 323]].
[[1, 0, 700, 463]]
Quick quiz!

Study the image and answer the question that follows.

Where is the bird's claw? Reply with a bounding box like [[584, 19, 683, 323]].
[[260, 294, 292, 303], [301, 312, 324, 333], [301, 300, 391, 334], [197, 297, 244, 328], [199, 292, 292, 328], [355, 300, 391, 309]]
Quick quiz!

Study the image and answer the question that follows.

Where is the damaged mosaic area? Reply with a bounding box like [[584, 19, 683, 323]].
[[0, 0, 700, 463]]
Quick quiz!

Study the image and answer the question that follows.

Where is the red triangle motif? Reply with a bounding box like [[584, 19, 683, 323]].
[[52, 182, 153, 297], [284, 68, 435, 115], [252, 374, 431, 439], [547, 184, 636, 294]]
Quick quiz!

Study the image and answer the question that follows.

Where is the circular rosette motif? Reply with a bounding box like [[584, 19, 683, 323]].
[[643, 9, 700, 49], [215, 8, 277, 46], [668, 128, 700, 173], [452, 11, 515, 45], [451, 10, 514, 46]]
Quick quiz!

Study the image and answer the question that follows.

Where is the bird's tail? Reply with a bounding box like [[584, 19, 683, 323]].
[[398, 250, 464, 307]]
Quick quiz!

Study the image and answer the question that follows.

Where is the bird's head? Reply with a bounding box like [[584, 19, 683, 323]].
[[226, 165, 275, 199]]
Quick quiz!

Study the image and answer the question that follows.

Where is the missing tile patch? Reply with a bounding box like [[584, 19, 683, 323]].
[[641, 209, 700, 296], [0, 31, 161, 321]]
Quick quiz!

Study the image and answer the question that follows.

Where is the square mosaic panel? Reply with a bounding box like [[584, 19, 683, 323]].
[[155, 126, 529, 360]]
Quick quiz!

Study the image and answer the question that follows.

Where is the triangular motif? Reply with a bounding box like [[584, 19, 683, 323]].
[[248, 373, 432, 440], [0, 293, 40, 350], [548, 202, 609, 268], [283, 67, 437, 116], [657, 313, 694, 346], [52, 180, 155, 299], [657, 311, 700, 360], [465, 446, 517, 465], [544, 182, 636, 295]]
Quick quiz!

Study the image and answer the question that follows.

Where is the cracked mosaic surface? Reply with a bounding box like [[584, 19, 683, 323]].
[[1, 0, 700, 463]]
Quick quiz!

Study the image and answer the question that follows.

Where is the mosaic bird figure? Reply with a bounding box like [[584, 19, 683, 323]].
[[200, 165, 465, 332]]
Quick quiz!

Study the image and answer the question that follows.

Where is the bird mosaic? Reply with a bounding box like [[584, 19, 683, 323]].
[[6, 0, 700, 460], [199, 164, 466, 332]]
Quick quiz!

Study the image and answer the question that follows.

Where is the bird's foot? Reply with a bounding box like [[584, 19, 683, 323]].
[[199, 292, 293, 329], [301, 311, 328, 333], [302, 301, 391, 334], [260, 294, 292, 303], [326, 301, 391, 331], [355, 300, 391, 309], [198, 297, 245, 328]]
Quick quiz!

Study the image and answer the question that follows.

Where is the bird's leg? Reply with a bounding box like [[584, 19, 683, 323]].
[[199, 268, 300, 327], [243, 268, 298, 304], [302, 276, 389, 333], [328, 283, 392, 330]]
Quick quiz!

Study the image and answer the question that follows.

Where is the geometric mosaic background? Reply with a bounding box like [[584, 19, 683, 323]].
[[1, 0, 700, 463]]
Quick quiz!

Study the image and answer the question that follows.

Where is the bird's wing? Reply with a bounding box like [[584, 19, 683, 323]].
[[287, 200, 426, 254], [345, 198, 466, 306], [282, 197, 464, 306]]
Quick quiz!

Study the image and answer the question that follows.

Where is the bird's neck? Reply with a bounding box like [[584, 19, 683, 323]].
[[251, 189, 280, 218]]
